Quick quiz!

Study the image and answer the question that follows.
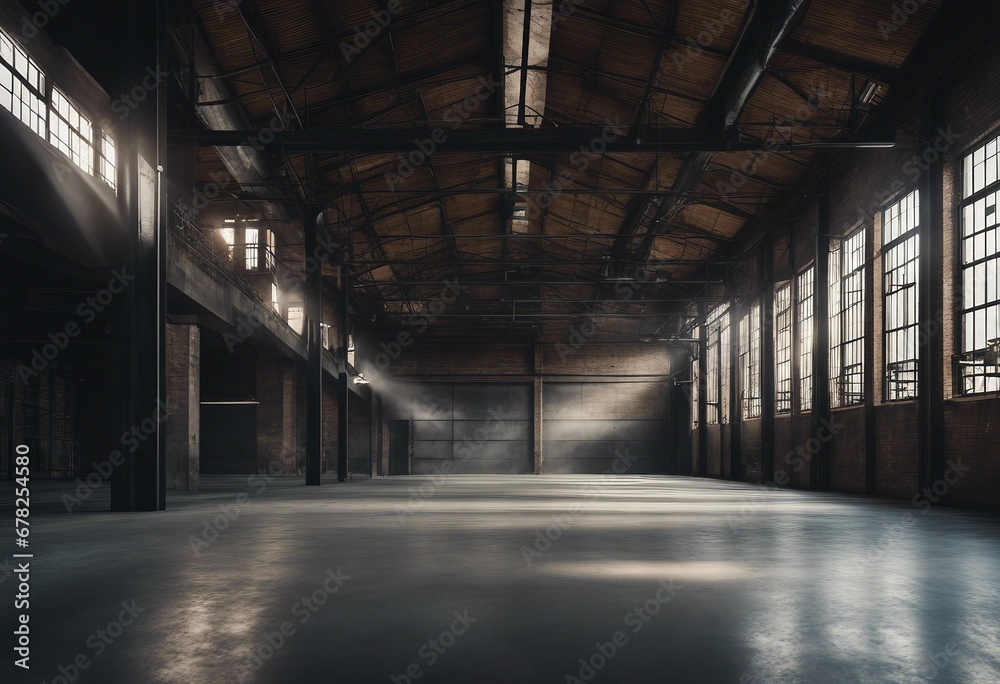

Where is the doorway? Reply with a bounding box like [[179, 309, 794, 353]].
[[388, 420, 409, 475]]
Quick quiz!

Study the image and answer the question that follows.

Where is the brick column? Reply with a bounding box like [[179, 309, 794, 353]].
[[166, 324, 199, 490], [257, 356, 298, 474]]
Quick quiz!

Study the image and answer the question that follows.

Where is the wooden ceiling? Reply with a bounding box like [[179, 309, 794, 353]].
[[171, 0, 940, 341]]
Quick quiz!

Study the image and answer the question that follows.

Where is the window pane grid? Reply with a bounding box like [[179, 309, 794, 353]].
[[797, 267, 815, 411], [100, 132, 117, 192], [960, 135, 1000, 394], [691, 330, 700, 430], [965, 135, 1000, 197], [220, 227, 235, 259], [0, 28, 45, 138], [741, 302, 762, 419], [775, 283, 792, 413], [245, 228, 260, 270], [883, 190, 920, 400], [831, 229, 866, 407], [49, 87, 93, 175], [705, 305, 730, 425], [265, 230, 276, 271]]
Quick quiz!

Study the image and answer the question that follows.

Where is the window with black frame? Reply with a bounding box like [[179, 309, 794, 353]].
[[959, 133, 1000, 394], [883, 190, 920, 400], [831, 228, 866, 407], [797, 266, 815, 411], [99, 131, 117, 193], [740, 301, 761, 419], [50, 87, 94, 175], [775, 282, 792, 413], [0, 27, 46, 138], [705, 304, 730, 425]]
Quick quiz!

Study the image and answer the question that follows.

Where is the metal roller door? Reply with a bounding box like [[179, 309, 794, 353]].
[[405, 383, 533, 474], [542, 382, 668, 474]]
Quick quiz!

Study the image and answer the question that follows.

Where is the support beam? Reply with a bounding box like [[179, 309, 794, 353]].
[[271, 56, 493, 119], [516, 0, 532, 127], [169, 127, 894, 153], [305, 211, 323, 486], [864, 189, 877, 495], [729, 287, 742, 481], [760, 243, 775, 483], [811, 191, 832, 491], [612, 0, 816, 269], [166, 324, 200, 491], [918, 93, 946, 492], [338, 258, 350, 481], [371, 396, 380, 477], [111, 0, 167, 512], [534, 345, 543, 475], [697, 301, 709, 477]]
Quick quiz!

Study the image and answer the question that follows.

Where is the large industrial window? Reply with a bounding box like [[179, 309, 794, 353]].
[[883, 190, 920, 400], [830, 228, 866, 407], [691, 339, 700, 429], [245, 228, 260, 270], [959, 133, 1000, 393], [50, 87, 94, 175], [797, 267, 815, 411], [265, 230, 276, 271], [740, 302, 761, 419], [220, 227, 235, 258], [705, 305, 730, 425], [0, 28, 46, 138], [100, 132, 117, 192], [287, 305, 304, 335], [775, 283, 792, 413]]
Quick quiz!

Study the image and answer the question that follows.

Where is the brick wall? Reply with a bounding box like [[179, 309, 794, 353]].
[[874, 402, 920, 496], [942, 400, 1000, 507], [829, 407, 866, 493], [741, 418, 762, 483]]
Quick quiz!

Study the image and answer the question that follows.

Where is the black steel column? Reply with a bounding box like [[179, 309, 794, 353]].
[[760, 243, 775, 483], [338, 257, 349, 481], [812, 191, 832, 491], [918, 95, 947, 491], [664, 352, 674, 474], [697, 301, 709, 477], [305, 211, 322, 486], [864, 192, 878, 494], [4, 381, 13, 480], [370, 395, 379, 477], [111, 0, 167, 511], [729, 284, 742, 481]]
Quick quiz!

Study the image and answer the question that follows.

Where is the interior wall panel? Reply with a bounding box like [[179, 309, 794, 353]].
[[543, 382, 668, 474]]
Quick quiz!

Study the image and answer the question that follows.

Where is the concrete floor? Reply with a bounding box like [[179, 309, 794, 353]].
[[2, 475, 1000, 684]]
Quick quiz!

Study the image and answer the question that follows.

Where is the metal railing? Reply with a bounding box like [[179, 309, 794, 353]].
[[168, 204, 296, 340]]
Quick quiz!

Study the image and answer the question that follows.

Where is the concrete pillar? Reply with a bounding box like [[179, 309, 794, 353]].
[[760, 243, 775, 483], [337, 260, 349, 482], [257, 356, 297, 474], [371, 396, 380, 477], [534, 345, 543, 474], [305, 211, 323, 485], [166, 324, 199, 490], [323, 378, 338, 476], [918, 95, 947, 491], [697, 301, 708, 477], [812, 190, 832, 491], [110, 0, 168, 511], [728, 285, 742, 481]]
